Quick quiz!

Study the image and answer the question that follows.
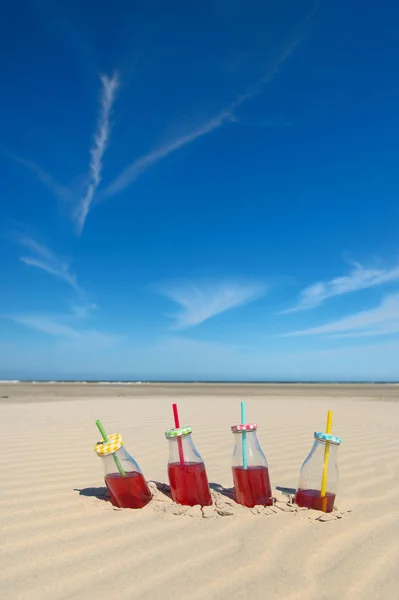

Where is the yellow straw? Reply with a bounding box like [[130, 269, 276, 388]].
[[320, 410, 333, 502]]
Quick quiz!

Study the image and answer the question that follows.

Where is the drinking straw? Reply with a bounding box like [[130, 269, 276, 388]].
[[320, 410, 333, 506], [172, 403, 185, 466], [241, 401, 248, 469], [95, 419, 126, 477]]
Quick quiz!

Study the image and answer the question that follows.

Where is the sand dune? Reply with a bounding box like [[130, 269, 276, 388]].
[[1, 385, 399, 599]]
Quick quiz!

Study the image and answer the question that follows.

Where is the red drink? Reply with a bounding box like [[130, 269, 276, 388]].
[[232, 466, 272, 507], [105, 471, 152, 509], [295, 489, 335, 513], [105, 487, 119, 507], [168, 462, 212, 506]]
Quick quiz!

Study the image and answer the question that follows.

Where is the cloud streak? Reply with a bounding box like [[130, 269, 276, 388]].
[[102, 29, 305, 201], [74, 72, 120, 233], [281, 293, 399, 338], [160, 281, 266, 329], [7, 312, 120, 347], [9, 314, 81, 338], [1, 148, 71, 202], [282, 262, 399, 313], [3, 9, 316, 233], [17, 235, 80, 291], [102, 108, 234, 199]]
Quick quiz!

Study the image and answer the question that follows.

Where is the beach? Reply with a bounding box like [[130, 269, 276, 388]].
[[1, 383, 399, 599]]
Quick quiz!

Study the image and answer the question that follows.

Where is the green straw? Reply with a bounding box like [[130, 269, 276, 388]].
[[241, 401, 248, 469], [95, 419, 126, 477]]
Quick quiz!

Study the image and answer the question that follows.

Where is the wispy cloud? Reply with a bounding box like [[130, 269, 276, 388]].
[[3, 9, 315, 233], [1, 148, 71, 202], [9, 314, 80, 338], [282, 262, 399, 313], [102, 28, 306, 201], [2, 71, 120, 234], [160, 281, 266, 329], [74, 72, 120, 233], [281, 293, 399, 338], [8, 312, 119, 346], [71, 303, 97, 318], [102, 108, 234, 199], [16, 234, 80, 291]]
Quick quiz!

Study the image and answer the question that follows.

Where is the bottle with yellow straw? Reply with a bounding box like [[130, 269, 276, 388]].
[[294, 411, 342, 513]]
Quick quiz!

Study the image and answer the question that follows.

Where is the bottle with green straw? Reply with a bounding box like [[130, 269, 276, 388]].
[[231, 401, 273, 508], [94, 419, 152, 509]]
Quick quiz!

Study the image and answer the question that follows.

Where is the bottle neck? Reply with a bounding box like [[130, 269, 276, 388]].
[[312, 439, 339, 457], [233, 430, 262, 443], [167, 433, 203, 465], [101, 446, 141, 476], [232, 430, 268, 468], [298, 438, 340, 495]]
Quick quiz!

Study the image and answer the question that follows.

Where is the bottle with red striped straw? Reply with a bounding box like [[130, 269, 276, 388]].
[[165, 404, 212, 507], [231, 402, 273, 508]]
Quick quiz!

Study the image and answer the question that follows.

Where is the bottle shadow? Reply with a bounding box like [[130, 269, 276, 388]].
[[276, 485, 296, 496], [74, 481, 237, 503], [209, 482, 235, 501], [74, 481, 174, 503], [150, 480, 173, 500], [74, 487, 110, 502]]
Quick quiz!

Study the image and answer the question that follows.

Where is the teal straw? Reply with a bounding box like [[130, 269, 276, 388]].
[[241, 401, 248, 469]]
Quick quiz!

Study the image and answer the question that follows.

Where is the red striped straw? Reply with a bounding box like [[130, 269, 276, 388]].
[[172, 403, 185, 466]]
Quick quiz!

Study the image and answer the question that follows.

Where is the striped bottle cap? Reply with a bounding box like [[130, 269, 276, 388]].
[[94, 433, 123, 456], [165, 426, 192, 439], [314, 432, 342, 445], [231, 423, 257, 432]]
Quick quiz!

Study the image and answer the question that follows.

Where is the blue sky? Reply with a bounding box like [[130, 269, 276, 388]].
[[1, 0, 399, 380]]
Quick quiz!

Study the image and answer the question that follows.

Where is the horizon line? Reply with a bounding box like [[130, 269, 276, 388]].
[[1, 379, 398, 385]]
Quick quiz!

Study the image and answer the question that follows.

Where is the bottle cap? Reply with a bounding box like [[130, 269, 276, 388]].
[[314, 432, 342, 445], [231, 423, 257, 432], [165, 426, 192, 439], [94, 433, 123, 456]]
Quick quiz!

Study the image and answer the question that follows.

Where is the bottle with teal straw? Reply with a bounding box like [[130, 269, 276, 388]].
[[94, 420, 152, 509], [231, 402, 273, 507]]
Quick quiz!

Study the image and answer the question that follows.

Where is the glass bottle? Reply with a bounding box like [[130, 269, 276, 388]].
[[94, 433, 152, 509], [295, 432, 342, 513], [231, 424, 273, 507], [165, 426, 212, 506]]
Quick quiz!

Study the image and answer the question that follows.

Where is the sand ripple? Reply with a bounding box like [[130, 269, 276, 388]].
[[1, 387, 399, 599]]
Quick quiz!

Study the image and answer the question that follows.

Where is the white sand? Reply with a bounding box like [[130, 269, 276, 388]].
[[1, 384, 399, 599]]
